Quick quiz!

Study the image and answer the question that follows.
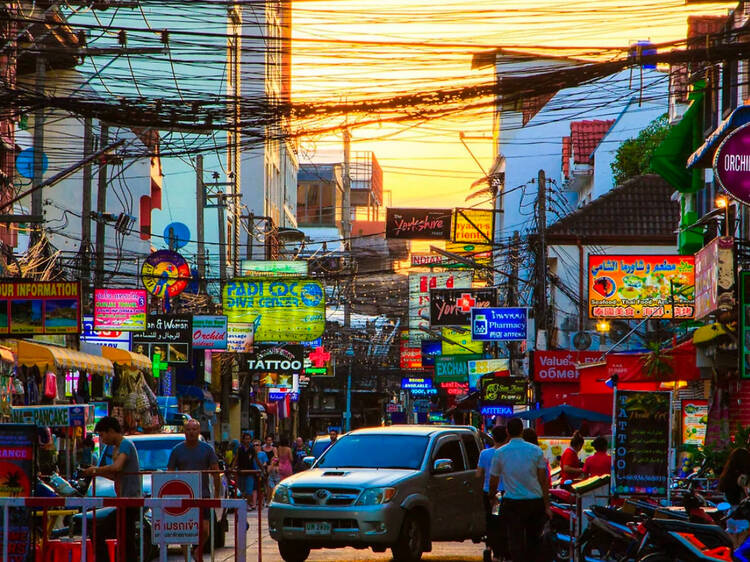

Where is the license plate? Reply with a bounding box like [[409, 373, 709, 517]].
[[305, 521, 332, 536]]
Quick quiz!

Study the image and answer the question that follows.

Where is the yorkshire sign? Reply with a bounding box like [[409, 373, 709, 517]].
[[385, 208, 452, 240], [715, 122, 750, 205], [429, 287, 497, 326]]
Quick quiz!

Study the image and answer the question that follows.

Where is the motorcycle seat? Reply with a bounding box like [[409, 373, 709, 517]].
[[591, 505, 637, 526], [647, 517, 731, 542]]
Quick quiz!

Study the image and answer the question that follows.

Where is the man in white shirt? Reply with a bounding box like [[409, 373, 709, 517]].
[[489, 417, 551, 562], [477, 425, 508, 561]]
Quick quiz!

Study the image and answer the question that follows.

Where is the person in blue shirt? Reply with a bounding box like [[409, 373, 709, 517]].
[[477, 425, 507, 562]]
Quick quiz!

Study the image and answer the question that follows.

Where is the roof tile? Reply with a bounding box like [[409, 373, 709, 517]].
[[570, 120, 615, 164]]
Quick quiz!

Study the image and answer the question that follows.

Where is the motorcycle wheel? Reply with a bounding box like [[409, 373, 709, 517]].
[[579, 537, 628, 562], [637, 553, 673, 562]]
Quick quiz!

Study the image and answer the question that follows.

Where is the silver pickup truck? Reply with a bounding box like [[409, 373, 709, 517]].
[[268, 425, 486, 562]]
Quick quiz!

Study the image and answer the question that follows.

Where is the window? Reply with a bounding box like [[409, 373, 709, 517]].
[[461, 434, 480, 468], [433, 439, 465, 472]]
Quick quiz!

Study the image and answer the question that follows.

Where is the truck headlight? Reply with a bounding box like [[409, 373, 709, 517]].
[[272, 484, 291, 504], [356, 487, 397, 505]]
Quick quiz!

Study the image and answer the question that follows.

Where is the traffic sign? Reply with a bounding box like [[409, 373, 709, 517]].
[[152, 471, 201, 545]]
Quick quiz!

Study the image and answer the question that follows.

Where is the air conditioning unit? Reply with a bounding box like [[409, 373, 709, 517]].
[[569, 331, 600, 351], [560, 316, 578, 331]]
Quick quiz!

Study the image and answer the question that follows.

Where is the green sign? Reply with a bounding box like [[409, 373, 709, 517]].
[[434, 354, 481, 383], [741, 272, 750, 379], [240, 260, 309, 277]]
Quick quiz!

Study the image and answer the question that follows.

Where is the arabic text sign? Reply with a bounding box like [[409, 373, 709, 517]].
[[222, 279, 325, 342], [588, 255, 695, 319], [694, 237, 735, 320], [429, 287, 497, 326], [240, 260, 309, 277], [152, 472, 201, 545], [93, 289, 147, 331], [0, 281, 81, 335], [480, 376, 527, 406], [408, 272, 472, 342], [132, 314, 192, 363], [471, 307, 527, 341], [452, 208, 494, 245], [614, 390, 670, 495], [192, 315, 228, 349], [681, 399, 708, 446], [714, 122, 750, 205], [385, 208, 452, 240]]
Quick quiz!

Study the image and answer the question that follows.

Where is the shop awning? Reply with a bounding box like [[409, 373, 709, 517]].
[[692, 322, 729, 345], [688, 105, 750, 169], [0, 346, 15, 364], [100, 346, 151, 371], [176, 385, 214, 402], [516, 404, 611, 424], [16, 340, 113, 376], [250, 403, 266, 413]]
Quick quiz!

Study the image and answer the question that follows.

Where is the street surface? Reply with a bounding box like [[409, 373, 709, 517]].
[[164, 511, 484, 561]]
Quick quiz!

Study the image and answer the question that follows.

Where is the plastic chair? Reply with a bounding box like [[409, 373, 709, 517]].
[[44, 538, 94, 562], [106, 538, 118, 562]]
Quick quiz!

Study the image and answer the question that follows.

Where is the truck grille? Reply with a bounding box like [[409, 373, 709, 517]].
[[290, 487, 361, 506], [283, 518, 359, 530]]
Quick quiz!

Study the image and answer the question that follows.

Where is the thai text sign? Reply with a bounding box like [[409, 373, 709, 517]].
[[409, 272, 472, 342], [192, 315, 228, 350], [152, 471, 201, 545], [480, 376, 526, 405], [223, 279, 325, 342], [385, 208, 452, 240], [613, 390, 670, 495], [132, 314, 192, 363], [0, 281, 80, 335], [0, 425, 36, 562], [452, 208, 494, 245], [429, 287, 497, 326], [694, 237, 735, 320], [471, 307, 527, 341], [434, 354, 481, 383], [714, 121, 750, 205], [681, 399, 708, 446], [93, 288, 147, 331], [533, 350, 602, 383], [588, 255, 695, 319]]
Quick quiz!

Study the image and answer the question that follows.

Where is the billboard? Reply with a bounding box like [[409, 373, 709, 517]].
[[471, 307, 528, 341], [480, 376, 527, 406], [385, 208, 452, 240], [714, 122, 750, 205], [533, 350, 602, 383], [409, 272, 472, 342], [93, 288, 147, 331], [222, 279, 325, 342], [0, 281, 80, 335], [741, 272, 750, 379], [588, 255, 695, 319], [81, 315, 131, 350], [400, 331, 423, 370], [694, 237, 735, 320], [441, 327, 483, 354], [192, 315, 228, 350], [429, 287, 497, 326], [227, 322, 254, 352], [132, 314, 192, 363], [452, 208, 494, 245], [434, 354, 481, 383], [240, 260, 309, 277]]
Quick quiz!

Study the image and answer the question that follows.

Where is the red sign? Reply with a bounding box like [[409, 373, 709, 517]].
[[533, 350, 602, 383], [456, 293, 476, 313], [439, 381, 469, 395], [309, 346, 331, 367], [400, 331, 423, 370], [158, 479, 194, 516]]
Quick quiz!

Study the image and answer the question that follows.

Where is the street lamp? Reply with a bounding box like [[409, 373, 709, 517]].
[[596, 320, 610, 334], [715, 195, 730, 236], [344, 345, 355, 432]]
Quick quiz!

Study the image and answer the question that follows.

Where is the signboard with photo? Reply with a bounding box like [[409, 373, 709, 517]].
[[429, 287, 497, 326], [93, 289, 147, 331], [681, 399, 708, 446], [385, 208, 452, 240], [613, 390, 671, 495], [81, 315, 131, 350], [588, 255, 695, 319], [0, 281, 80, 335], [132, 314, 192, 363]]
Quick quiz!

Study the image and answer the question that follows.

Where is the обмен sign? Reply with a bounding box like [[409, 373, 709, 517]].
[[715, 121, 750, 205]]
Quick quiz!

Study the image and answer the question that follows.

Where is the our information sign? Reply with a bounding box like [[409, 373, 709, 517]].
[[152, 471, 201, 545], [613, 390, 671, 495]]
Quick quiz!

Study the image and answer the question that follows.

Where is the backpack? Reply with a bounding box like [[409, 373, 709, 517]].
[[43, 372, 57, 400]]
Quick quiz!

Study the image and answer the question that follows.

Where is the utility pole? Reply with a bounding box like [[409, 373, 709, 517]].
[[217, 193, 226, 284], [94, 124, 109, 287], [246, 213, 254, 260], [196, 155, 205, 293], [535, 169, 547, 350], [342, 128, 351, 245], [30, 56, 45, 245], [81, 117, 93, 311], [508, 230, 521, 374]]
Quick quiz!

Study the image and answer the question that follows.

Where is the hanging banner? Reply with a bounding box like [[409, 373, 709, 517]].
[[442, 327, 483, 355], [192, 315, 228, 350], [240, 260, 309, 277], [694, 237, 735, 320], [714, 121, 750, 205], [132, 314, 192, 363], [0, 281, 81, 335], [141, 250, 190, 298], [681, 399, 708, 446], [0, 424, 36, 562], [613, 390, 671, 495], [452, 208, 494, 245], [409, 272, 472, 343], [429, 287, 498, 327], [93, 288, 148, 331], [434, 354, 481, 383], [588, 255, 695, 319], [10, 405, 94, 427], [471, 307, 528, 341], [385, 208, 452, 240], [480, 376, 527, 406], [222, 279, 325, 342]]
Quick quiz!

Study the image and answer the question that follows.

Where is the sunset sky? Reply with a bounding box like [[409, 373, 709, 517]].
[[291, 0, 733, 211]]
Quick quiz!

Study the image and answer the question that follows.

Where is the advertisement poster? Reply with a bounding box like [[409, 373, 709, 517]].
[[0, 281, 80, 335], [429, 287, 497, 326], [93, 289, 147, 331], [694, 237, 735, 320], [226, 322, 254, 352], [80, 315, 131, 350], [0, 424, 36, 562], [192, 315, 228, 350], [471, 307, 528, 341], [132, 314, 192, 363], [452, 208, 494, 245], [533, 350, 602, 383], [222, 279, 325, 342], [588, 255, 695, 319], [714, 121, 750, 205], [480, 376, 527, 406], [408, 272, 472, 343], [613, 390, 671, 495], [141, 250, 190, 298], [681, 399, 708, 446], [385, 208, 452, 240], [240, 260, 309, 277]]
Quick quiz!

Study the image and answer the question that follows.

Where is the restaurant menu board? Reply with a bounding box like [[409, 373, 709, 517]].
[[741, 272, 750, 379], [480, 376, 527, 406], [614, 390, 671, 495], [0, 425, 36, 562], [681, 399, 708, 446], [588, 255, 695, 319]]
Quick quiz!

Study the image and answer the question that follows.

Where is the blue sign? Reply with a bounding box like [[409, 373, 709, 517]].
[[421, 339, 441, 367], [410, 388, 438, 395], [80, 315, 132, 350], [401, 377, 433, 390], [480, 405, 514, 416], [270, 391, 299, 401], [471, 307, 528, 342], [16, 147, 48, 179], [164, 222, 191, 249]]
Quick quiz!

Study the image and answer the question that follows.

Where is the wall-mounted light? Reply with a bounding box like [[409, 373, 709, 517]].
[[596, 320, 610, 333]]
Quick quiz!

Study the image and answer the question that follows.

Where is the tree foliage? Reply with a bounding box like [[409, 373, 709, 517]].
[[611, 113, 671, 185]]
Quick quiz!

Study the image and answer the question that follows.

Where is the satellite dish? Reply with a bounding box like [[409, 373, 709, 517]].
[[573, 332, 592, 351]]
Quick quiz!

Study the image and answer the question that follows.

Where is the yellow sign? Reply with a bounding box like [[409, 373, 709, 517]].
[[441, 327, 483, 355], [452, 209, 494, 245], [222, 279, 325, 342]]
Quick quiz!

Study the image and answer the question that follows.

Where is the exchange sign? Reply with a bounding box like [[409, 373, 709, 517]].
[[588, 255, 695, 319], [240, 260, 309, 277], [93, 288, 147, 331], [0, 281, 80, 335], [223, 279, 325, 342]]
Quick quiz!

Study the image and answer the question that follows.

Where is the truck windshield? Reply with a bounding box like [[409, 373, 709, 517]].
[[316, 434, 428, 470]]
